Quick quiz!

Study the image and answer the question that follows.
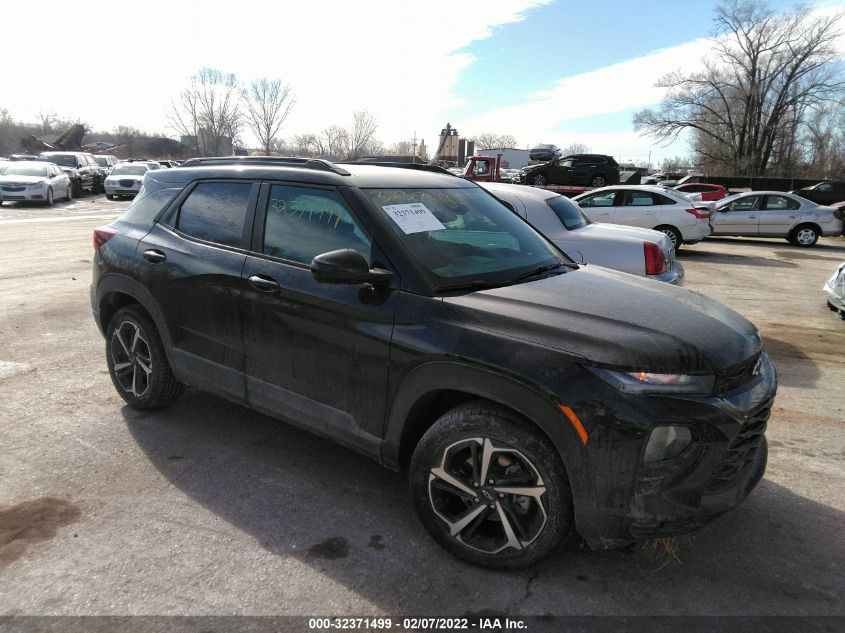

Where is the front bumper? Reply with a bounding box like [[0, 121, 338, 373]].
[[572, 352, 777, 548], [0, 187, 48, 202], [105, 186, 141, 196]]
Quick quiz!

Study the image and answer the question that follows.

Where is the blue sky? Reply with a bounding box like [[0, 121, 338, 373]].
[[2, 0, 840, 166]]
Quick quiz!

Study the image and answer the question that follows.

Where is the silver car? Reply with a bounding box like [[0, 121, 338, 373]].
[[0, 161, 72, 206], [710, 191, 843, 246], [824, 261, 845, 320], [104, 162, 157, 199], [481, 182, 684, 284]]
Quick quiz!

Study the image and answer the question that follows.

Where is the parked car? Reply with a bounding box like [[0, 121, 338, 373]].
[[36, 151, 102, 196], [93, 154, 120, 180], [573, 185, 712, 251], [0, 161, 72, 206], [710, 191, 843, 246], [824, 261, 845, 320], [480, 182, 684, 285], [791, 180, 845, 207], [528, 144, 561, 162], [9, 154, 37, 162], [674, 183, 729, 202], [516, 154, 620, 188], [91, 157, 775, 569], [103, 162, 156, 199]]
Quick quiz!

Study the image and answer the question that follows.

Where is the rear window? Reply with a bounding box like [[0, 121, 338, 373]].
[[120, 188, 181, 226], [176, 181, 252, 247], [546, 196, 589, 230]]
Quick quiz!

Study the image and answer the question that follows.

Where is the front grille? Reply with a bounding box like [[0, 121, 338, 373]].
[[714, 354, 760, 393], [2, 185, 25, 192], [704, 407, 769, 493], [119, 179, 136, 187]]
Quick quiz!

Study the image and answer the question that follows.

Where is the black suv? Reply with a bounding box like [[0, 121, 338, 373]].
[[91, 157, 776, 568], [517, 154, 620, 188], [792, 180, 845, 206], [37, 151, 103, 196]]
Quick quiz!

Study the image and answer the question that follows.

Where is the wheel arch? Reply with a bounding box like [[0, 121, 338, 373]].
[[96, 274, 175, 357], [382, 360, 595, 531]]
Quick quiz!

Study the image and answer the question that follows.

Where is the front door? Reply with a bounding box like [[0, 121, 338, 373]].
[[575, 190, 617, 222], [240, 182, 398, 454], [712, 195, 761, 235]]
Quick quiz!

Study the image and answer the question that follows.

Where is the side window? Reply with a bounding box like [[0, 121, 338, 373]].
[[262, 184, 371, 265], [764, 195, 800, 211], [176, 182, 252, 247], [578, 191, 616, 207], [122, 188, 181, 225], [721, 196, 760, 212], [621, 191, 658, 206], [817, 183, 833, 192], [557, 159, 574, 168]]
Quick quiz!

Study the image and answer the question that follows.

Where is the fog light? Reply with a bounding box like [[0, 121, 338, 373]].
[[644, 425, 692, 463]]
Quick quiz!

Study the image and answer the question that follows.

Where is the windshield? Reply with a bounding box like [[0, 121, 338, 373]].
[[94, 156, 110, 167], [39, 154, 76, 167], [547, 196, 589, 230], [1, 165, 50, 177], [361, 187, 566, 289], [111, 165, 148, 176]]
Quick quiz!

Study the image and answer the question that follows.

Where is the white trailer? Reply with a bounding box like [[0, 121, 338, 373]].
[[474, 148, 531, 170]]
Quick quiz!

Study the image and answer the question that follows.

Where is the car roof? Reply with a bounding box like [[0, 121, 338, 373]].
[[148, 162, 476, 190], [1, 160, 51, 167]]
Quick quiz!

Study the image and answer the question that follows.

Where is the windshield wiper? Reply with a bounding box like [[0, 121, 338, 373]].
[[509, 261, 576, 283], [434, 279, 513, 293]]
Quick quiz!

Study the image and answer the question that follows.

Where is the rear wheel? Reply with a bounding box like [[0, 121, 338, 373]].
[[532, 173, 547, 186], [655, 225, 682, 253], [410, 401, 573, 569], [106, 305, 184, 409], [589, 173, 607, 187], [790, 224, 819, 247]]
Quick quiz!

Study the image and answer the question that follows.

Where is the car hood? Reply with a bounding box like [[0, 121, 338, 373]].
[[442, 266, 760, 373], [0, 175, 47, 184]]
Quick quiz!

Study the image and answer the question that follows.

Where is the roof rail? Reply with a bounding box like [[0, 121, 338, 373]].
[[338, 160, 456, 176], [179, 155, 351, 176]]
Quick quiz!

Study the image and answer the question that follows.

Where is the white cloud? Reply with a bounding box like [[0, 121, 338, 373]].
[[1, 0, 549, 147]]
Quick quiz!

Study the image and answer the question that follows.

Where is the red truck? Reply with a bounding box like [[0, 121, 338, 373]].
[[461, 154, 592, 197]]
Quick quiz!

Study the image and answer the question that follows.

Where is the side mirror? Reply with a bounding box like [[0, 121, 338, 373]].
[[310, 249, 393, 286]]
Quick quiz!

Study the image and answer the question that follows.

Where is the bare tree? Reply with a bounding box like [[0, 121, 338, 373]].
[[348, 110, 379, 160], [472, 133, 519, 149], [560, 143, 591, 156], [242, 78, 295, 155], [169, 68, 242, 156], [36, 112, 58, 135], [322, 125, 349, 159], [634, 0, 843, 175]]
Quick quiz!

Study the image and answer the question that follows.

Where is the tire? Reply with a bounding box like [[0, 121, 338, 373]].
[[656, 225, 682, 252], [409, 401, 573, 569], [44, 187, 54, 207], [531, 173, 547, 186], [589, 173, 607, 188], [790, 224, 819, 247], [64, 181, 73, 202], [106, 194, 114, 201], [105, 305, 184, 410], [72, 179, 83, 198]]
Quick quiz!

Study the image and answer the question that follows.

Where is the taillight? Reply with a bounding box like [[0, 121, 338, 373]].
[[93, 225, 118, 250], [685, 208, 711, 219], [644, 242, 668, 275]]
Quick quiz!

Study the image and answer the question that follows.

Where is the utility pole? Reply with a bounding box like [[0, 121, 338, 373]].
[[412, 131, 418, 157]]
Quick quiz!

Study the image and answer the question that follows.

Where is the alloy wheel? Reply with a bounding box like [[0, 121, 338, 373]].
[[795, 228, 816, 245], [428, 437, 548, 554], [110, 321, 153, 397]]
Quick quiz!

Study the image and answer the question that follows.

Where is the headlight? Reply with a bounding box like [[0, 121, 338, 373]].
[[590, 367, 715, 394], [26, 182, 46, 189], [643, 425, 693, 462]]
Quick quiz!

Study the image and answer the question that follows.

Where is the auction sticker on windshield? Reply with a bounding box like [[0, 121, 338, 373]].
[[381, 203, 446, 234]]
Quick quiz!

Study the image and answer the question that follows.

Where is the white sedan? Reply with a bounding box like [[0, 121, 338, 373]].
[[824, 261, 845, 320], [572, 185, 712, 252], [710, 191, 843, 247], [104, 162, 158, 199], [480, 182, 684, 285], [0, 161, 72, 206]]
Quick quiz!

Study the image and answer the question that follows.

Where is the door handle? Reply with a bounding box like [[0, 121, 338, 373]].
[[747, 215, 757, 219], [143, 249, 167, 263], [249, 275, 280, 292]]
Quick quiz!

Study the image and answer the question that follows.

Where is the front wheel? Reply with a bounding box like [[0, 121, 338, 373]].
[[589, 173, 607, 187], [410, 401, 573, 569], [532, 173, 547, 186], [790, 224, 819, 247], [106, 194, 115, 201], [64, 181, 73, 202], [106, 305, 184, 409], [44, 187, 54, 207], [72, 179, 83, 197]]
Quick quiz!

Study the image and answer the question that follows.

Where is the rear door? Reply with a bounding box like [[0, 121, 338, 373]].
[[612, 189, 665, 229], [712, 195, 761, 235], [758, 194, 801, 236], [240, 182, 399, 452], [138, 179, 258, 400]]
